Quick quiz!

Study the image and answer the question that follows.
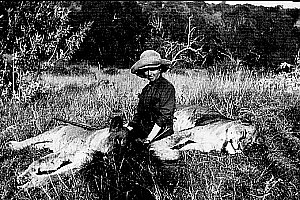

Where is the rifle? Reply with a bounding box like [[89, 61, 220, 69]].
[[53, 117, 100, 131]]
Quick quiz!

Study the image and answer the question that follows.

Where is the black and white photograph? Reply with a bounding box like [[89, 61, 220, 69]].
[[0, 1, 300, 199]]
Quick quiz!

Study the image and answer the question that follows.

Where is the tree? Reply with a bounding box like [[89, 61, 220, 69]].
[[0, 1, 93, 101], [74, 1, 150, 68], [220, 4, 300, 71]]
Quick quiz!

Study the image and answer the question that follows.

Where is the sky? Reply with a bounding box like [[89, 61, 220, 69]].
[[204, 1, 300, 9]]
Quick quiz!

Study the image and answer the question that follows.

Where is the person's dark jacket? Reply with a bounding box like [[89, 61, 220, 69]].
[[129, 75, 176, 140]]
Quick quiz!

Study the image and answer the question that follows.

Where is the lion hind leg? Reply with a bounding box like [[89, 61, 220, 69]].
[[17, 152, 61, 186], [18, 174, 50, 190], [17, 151, 89, 189], [6, 125, 65, 151], [18, 160, 84, 189]]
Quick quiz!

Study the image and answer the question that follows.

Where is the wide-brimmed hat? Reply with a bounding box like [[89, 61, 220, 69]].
[[131, 50, 172, 76]]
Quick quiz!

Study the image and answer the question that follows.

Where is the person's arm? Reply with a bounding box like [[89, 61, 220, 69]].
[[156, 84, 176, 127]]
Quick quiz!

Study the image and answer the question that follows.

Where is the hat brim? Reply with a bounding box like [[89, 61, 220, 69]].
[[131, 58, 172, 75]]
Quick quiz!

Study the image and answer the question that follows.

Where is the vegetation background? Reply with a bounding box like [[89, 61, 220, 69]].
[[0, 1, 300, 200]]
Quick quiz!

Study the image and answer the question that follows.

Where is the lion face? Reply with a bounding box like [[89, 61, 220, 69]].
[[224, 122, 257, 154]]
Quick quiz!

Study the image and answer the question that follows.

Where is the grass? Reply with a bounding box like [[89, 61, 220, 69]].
[[1, 66, 300, 199]]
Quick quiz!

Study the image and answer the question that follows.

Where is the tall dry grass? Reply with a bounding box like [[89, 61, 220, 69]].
[[0, 66, 300, 199]]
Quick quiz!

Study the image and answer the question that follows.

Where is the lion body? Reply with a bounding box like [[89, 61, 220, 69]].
[[7, 117, 128, 189], [6, 106, 257, 189]]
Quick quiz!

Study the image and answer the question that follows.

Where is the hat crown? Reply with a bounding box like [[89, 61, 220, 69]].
[[131, 49, 171, 76], [140, 50, 161, 60]]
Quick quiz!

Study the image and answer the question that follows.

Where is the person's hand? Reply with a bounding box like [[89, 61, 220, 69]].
[[135, 138, 150, 144], [143, 139, 151, 145], [127, 126, 133, 131], [135, 138, 151, 147], [123, 123, 133, 131], [135, 138, 144, 144]]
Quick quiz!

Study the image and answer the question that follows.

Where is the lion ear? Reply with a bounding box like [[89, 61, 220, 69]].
[[109, 116, 123, 132]]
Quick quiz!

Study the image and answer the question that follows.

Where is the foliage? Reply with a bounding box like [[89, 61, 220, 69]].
[[73, 1, 150, 68], [0, 1, 93, 101], [220, 4, 300, 71], [2, 1, 93, 70], [139, 1, 300, 72], [4, 1, 294, 73]]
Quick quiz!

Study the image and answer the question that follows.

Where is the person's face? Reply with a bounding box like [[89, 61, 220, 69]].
[[143, 66, 161, 82]]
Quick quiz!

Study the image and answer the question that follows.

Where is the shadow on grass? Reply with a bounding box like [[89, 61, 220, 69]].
[[80, 142, 159, 200], [80, 136, 300, 200]]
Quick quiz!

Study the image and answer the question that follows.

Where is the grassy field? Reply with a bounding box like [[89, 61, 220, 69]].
[[1, 66, 300, 199]]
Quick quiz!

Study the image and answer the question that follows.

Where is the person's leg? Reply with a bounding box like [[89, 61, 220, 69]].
[[129, 124, 149, 141]]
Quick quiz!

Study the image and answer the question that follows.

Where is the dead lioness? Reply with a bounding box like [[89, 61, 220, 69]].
[[151, 119, 257, 160], [153, 105, 258, 160], [6, 116, 128, 189]]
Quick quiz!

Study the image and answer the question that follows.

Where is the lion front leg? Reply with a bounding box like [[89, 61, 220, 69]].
[[150, 137, 181, 161]]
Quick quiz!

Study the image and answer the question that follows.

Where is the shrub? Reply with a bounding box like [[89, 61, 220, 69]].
[[0, 2, 93, 102]]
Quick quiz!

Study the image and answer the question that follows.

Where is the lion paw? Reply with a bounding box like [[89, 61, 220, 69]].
[[6, 141, 23, 150]]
